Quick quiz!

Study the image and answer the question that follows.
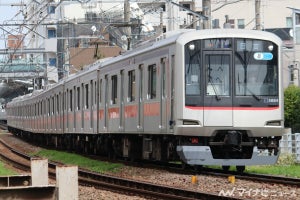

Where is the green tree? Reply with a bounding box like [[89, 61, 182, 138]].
[[284, 85, 300, 132]]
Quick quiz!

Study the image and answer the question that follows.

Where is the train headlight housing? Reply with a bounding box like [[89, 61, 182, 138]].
[[188, 43, 195, 51], [268, 45, 274, 51]]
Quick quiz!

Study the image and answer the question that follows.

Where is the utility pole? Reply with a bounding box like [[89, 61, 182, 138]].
[[167, 0, 179, 31], [124, 0, 131, 50], [202, 0, 211, 29], [255, 0, 261, 30]]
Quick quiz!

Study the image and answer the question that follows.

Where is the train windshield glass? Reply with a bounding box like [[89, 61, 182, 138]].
[[185, 41, 201, 96], [235, 39, 278, 96], [184, 41, 202, 106]]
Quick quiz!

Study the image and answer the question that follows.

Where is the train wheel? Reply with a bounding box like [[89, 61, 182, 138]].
[[222, 165, 230, 171], [236, 166, 245, 173]]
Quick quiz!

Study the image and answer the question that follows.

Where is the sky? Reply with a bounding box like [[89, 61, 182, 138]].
[[0, 1, 23, 51]]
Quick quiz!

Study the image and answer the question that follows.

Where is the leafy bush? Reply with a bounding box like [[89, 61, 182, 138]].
[[284, 85, 300, 132], [276, 153, 296, 165]]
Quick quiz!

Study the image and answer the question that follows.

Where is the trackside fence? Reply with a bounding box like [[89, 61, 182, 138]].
[[279, 131, 300, 163]]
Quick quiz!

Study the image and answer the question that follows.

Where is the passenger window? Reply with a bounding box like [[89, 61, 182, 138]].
[[70, 90, 73, 111], [77, 87, 80, 110], [99, 79, 102, 104], [57, 94, 59, 114], [111, 75, 118, 104], [148, 64, 157, 99], [128, 70, 136, 102], [85, 84, 89, 109]]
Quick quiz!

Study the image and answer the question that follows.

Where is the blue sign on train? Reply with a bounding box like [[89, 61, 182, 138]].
[[253, 52, 273, 60]]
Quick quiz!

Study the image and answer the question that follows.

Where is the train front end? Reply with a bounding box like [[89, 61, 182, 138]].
[[174, 30, 284, 168]]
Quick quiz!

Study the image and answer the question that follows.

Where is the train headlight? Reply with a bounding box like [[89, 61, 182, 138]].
[[268, 45, 274, 51], [189, 43, 195, 51]]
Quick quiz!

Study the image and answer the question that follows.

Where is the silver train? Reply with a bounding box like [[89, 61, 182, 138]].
[[6, 29, 284, 171]]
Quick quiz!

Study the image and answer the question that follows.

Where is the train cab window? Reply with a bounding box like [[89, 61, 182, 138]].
[[205, 54, 230, 96], [185, 41, 201, 106], [128, 70, 136, 102], [148, 64, 157, 99], [111, 75, 118, 104], [235, 39, 278, 96]]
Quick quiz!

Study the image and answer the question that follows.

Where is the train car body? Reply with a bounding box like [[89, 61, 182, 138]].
[[6, 29, 284, 170]]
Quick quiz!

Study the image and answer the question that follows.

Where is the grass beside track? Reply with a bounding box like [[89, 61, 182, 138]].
[[212, 153, 300, 178], [246, 153, 300, 178], [0, 149, 300, 178], [246, 165, 300, 178], [33, 149, 124, 173], [31, 149, 300, 178]]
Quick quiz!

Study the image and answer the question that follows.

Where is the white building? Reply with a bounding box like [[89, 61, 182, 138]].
[[210, 0, 300, 88], [22, 0, 300, 88]]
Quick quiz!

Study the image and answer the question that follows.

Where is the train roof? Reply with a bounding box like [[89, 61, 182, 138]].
[[7, 29, 282, 105], [175, 29, 282, 45], [98, 29, 282, 69]]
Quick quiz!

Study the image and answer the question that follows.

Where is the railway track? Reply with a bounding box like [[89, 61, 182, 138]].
[[162, 163, 300, 188], [0, 136, 244, 200]]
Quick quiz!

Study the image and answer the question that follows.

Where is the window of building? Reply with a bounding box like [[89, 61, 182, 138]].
[[47, 6, 56, 14], [286, 17, 292, 28], [49, 58, 56, 66], [229, 19, 235, 28], [212, 19, 220, 29], [80, 38, 89, 48], [128, 70, 136, 102], [180, 3, 191, 11], [48, 29, 56, 38], [237, 19, 245, 29], [148, 64, 157, 99]]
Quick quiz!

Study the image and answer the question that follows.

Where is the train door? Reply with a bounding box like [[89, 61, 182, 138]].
[[138, 64, 144, 131], [160, 58, 167, 132], [91, 79, 98, 133], [98, 78, 105, 132], [203, 51, 233, 126]]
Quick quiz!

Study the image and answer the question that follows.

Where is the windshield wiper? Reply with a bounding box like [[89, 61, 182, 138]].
[[246, 87, 260, 101], [208, 77, 221, 101]]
